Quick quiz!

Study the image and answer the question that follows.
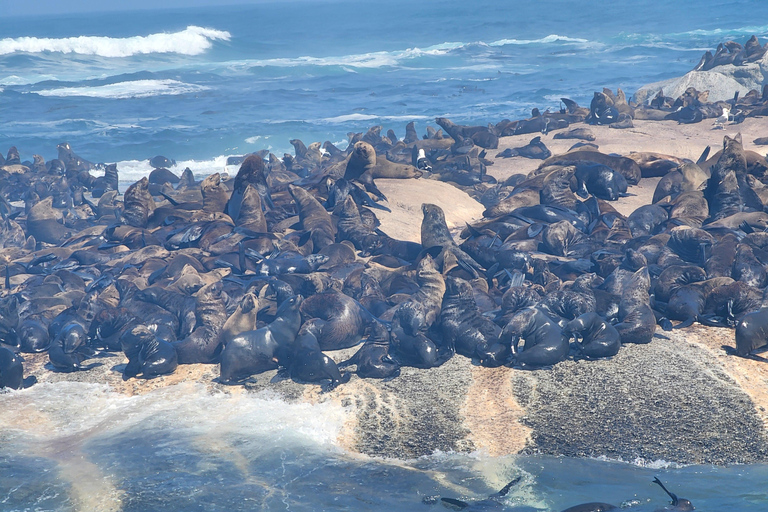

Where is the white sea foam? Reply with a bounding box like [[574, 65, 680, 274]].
[[321, 113, 380, 123], [33, 79, 208, 99], [489, 34, 591, 46], [0, 382, 347, 451], [115, 155, 243, 185], [675, 24, 768, 38], [229, 41, 466, 71], [0, 26, 230, 57]]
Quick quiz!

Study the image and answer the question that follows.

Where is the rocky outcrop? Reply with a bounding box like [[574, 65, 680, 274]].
[[635, 50, 768, 104], [21, 322, 768, 465]]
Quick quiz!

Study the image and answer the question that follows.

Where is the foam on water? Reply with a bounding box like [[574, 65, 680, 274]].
[[115, 155, 243, 185], [489, 34, 593, 46], [0, 26, 230, 58], [0, 382, 347, 450], [33, 79, 209, 99]]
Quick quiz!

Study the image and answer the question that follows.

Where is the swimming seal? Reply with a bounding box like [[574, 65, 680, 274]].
[[560, 504, 617, 512]]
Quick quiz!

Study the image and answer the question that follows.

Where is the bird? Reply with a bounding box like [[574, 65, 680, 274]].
[[713, 107, 730, 129]]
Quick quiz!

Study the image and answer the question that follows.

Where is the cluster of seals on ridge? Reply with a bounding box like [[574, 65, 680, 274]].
[[2, 64, 768, 394], [456, 131, 768, 365]]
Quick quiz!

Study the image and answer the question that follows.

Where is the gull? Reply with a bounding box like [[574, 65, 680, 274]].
[[713, 107, 730, 129]]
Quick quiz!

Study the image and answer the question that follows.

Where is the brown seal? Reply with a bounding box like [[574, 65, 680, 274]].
[[172, 281, 228, 364], [221, 293, 259, 345], [122, 177, 156, 228], [288, 184, 336, 250], [299, 291, 373, 350]]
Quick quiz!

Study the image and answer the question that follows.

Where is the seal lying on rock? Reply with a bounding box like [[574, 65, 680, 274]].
[[218, 295, 302, 384], [501, 307, 569, 369], [0, 346, 36, 389]]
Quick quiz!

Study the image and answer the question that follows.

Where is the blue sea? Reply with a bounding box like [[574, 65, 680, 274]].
[[3, 1, 768, 510]]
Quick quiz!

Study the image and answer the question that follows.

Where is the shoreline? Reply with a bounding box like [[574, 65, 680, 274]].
[[4, 107, 768, 464]]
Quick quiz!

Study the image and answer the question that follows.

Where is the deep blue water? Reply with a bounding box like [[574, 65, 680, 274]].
[[3, 2, 768, 510]]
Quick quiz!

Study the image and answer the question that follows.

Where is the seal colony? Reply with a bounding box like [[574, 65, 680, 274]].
[[2, 35, 768, 462]]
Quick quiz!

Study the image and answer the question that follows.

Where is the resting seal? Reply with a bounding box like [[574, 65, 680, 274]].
[[122, 177, 156, 228], [439, 276, 503, 363], [613, 267, 656, 344], [221, 293, 259, 345], [172, 282, 228, 364], [421, 203, 484, 277], [564, 312, 621, 359], [339, 320, 400, 379], [120, 324, 178, 378], [501, 307, 569, 369], [218, 295, 302, 384], [734, 308, 768, 361], [0, 346, 36, 389], [284, 321, 350, 390], [300, 291, 373, 350]]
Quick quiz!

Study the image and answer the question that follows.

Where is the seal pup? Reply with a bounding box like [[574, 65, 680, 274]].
[[218, 295, 303, 384], [564, 312, 621, 359]]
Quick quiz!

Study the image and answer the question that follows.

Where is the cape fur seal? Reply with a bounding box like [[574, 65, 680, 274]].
[[219, 295, 303, 384]]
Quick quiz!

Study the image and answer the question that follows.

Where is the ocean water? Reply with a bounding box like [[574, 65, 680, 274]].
[[2, 1, 768, 182], [3, 1, 768, 510], [2, 383, 768, 512]]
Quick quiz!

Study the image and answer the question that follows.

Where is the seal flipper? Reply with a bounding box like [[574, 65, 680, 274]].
[[673, 317, 696, 329], [490, 476, 522, 498], [696, 146, 711, 164]]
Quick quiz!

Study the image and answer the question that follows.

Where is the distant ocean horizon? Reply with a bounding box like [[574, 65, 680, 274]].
[[2, 0, 768, 183], [3, 2, 768, 510]]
